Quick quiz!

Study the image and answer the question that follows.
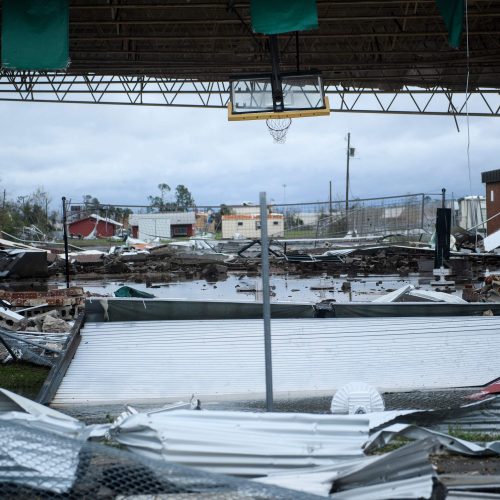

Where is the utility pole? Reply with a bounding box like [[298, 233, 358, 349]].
[[345, 132, 351, 232], [329, 181, 332, 215]]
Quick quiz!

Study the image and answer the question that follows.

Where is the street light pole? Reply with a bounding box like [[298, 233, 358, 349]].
[[345, 132, 351, 232]]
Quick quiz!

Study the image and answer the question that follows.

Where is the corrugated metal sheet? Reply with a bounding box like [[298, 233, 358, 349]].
[[108, 409, 369, 476], [432, 396, 500, 434], [366, 423, 500, 456], [53, 317, 500, 406], [258, 436, 436, 498]]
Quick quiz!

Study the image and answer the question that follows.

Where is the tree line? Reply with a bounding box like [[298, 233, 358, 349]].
[[0, 186, 56, 240], [147, 183, 194, 212]]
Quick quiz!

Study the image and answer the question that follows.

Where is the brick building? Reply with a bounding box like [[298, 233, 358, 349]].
[[481, 169, 500, 235]]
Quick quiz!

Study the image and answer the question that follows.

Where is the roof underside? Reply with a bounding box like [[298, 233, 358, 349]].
[[1, 0, 499, 91]]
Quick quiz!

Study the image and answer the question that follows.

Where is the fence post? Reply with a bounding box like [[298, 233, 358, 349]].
[[259, 192, 273, 412], [420, 194, 425, 232]]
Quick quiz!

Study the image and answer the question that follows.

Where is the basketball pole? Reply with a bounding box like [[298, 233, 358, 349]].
[[260, 191, 274, 412]]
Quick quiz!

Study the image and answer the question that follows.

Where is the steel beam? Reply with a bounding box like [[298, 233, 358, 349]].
[[0, 72, 498, 117]]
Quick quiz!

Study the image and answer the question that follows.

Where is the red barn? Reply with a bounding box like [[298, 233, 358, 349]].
[[68, 214, 122, 239]]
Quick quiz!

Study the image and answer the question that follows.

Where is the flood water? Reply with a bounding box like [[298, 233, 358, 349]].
[[74, 273, 430, 303]]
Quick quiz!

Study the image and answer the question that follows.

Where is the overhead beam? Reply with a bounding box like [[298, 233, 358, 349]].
[[0, 72, 498, 117]]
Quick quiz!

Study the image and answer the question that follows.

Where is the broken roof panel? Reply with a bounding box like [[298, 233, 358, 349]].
[[52, 317, 500, 406]]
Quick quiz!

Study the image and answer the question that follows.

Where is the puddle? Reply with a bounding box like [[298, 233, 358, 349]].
[[69, 273, 424, 303]]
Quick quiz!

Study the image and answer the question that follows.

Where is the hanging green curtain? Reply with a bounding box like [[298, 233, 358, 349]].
[[1, 0, 69, 70], [435, 0, 464, 48], [251, 0, 318, 35]]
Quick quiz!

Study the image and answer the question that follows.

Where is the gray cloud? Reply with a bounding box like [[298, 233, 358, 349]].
[[0, 100, 497, 210]]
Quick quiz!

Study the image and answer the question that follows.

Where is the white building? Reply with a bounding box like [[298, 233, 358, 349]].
[[129, 212, 196, 240], [295, 212, 320, 226], [458, 196, 487, 234], [232, 203, 260, 215], [222, 214, 284, 239]]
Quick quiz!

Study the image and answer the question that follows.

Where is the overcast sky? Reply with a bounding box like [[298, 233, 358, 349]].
[[0, 99, 498, 210]]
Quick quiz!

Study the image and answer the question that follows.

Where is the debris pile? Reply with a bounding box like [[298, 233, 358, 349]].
[[1, 389, 500, 499], [0, 288, 84, 366]]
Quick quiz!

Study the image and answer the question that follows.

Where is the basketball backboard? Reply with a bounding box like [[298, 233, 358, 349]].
[[228, 71, 330, 121]]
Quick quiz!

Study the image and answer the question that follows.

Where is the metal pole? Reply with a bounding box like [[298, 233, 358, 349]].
[[421, 194, 425, 232], [345, 132, 351, 232], [62, 197, 70, 289], [329, 180, 332, 215], [269, 35, 284, 112], [259, 191, 273, 412]]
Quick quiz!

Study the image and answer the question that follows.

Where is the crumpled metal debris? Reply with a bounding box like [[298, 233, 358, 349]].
[[257, 438, 438, 499], [0, 388, 107, 440], [108, 409, 370, 476], [365, 423, 500, 456]]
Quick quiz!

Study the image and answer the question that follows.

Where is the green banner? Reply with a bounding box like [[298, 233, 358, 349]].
[[435, 0, 464, 48], [1, 0, 69, 70], [251, 0, 318, 35]]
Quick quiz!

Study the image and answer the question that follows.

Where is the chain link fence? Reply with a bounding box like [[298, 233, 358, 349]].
[[63, 193, 486, 242], [0, 420, 315, 499]]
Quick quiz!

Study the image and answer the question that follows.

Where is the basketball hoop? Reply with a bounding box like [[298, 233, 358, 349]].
[[266, 117, 292, 144]]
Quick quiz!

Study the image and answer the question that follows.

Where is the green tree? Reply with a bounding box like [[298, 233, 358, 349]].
[[174, 184, 194, 211], [158, 183, 171, 201], [212, 204, 233, 233], [147, 183, 174, 212], [83, 194, 103, 215], [0, 186, 54, 238]]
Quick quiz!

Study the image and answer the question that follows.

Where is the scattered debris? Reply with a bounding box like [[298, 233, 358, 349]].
[[373, 284, 467, 303], [114, 286, 156, 298], [0, 249, 48, 278]]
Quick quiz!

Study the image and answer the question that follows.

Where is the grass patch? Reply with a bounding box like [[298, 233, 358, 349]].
[[65, 238, 114, 248], [284, 230, 318, 239], [367, 437, 412, 454], [0, 362, 50, 399], [448, 427, 500, 442]]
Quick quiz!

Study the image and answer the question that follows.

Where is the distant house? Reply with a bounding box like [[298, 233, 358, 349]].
[[128, 212, 196, 240], [482, 169, 500, 234], [233, 203, 260, 215], [68, 214, 122, 239], [222, 214, 284, 239]]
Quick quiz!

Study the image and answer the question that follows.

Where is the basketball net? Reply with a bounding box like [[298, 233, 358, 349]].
[[266, 117, 292, 144]]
